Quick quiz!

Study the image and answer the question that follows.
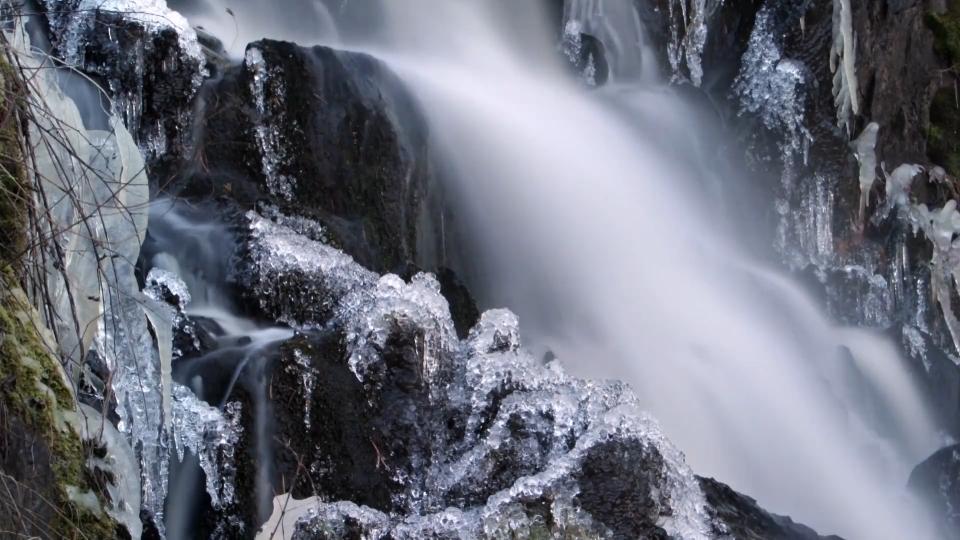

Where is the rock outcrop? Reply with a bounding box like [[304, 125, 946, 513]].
[[909, 443, 960, 540]]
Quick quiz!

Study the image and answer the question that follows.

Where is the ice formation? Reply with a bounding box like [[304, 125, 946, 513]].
[[664, 0, 712, 85], [171, 385, 242, 509], [43, 0, 205, 84], [246, 47, 297, 200], [734, 6, 811, 184], [852, 122, 879, 223], [901, 200, 960, 356], [2, 10, 185, 533], [930, 166, 949, 185], [233, 209, 716, 539], [874, 163, 924, 222], [560, 20, 598, 86], [233, 210, 377, 327], [831, 0, 859, 134], [78, 404, 143, 538]]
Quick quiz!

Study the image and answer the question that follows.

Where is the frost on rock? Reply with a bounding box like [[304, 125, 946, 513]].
[[171, 384, 241, 509], [851, 122, 879, 223], [233, 210, 715, 539], [233, 210, 377, 327], [246, 47, 297, 200], [830, 0, 859, 134]]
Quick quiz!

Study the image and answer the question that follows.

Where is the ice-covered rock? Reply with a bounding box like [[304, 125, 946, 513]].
[[184, 38, 448, 274], [43, 0, 207, 159], [220, 209, 839, 539], [560, 20, 609, 87], [734, 5, 811, 188], [232, 210, 377, 327]]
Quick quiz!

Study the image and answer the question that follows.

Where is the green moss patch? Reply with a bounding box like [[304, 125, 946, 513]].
[[0, 278, 122, 539], [0, 51, 28, 270], [927, 3, 960, 66]]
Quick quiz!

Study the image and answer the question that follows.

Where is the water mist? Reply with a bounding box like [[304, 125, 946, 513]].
[[159, 0, 944, 537], [350, 1, 941, 538]]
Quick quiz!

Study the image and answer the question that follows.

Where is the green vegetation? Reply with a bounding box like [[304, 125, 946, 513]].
[[927, 88, 960, 177]]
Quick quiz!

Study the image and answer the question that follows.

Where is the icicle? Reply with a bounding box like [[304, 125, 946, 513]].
[[831, 0, 859, 134], [873, 163, 924, 222], [851, 122, 879, 223]]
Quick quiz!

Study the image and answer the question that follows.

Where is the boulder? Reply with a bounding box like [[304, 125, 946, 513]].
[[179, 39, 444, 274], [908, 444, 960, 539]]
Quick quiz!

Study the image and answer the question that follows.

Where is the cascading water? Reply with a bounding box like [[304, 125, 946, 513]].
[[143, 200, 293, 535], [318, 1, 939, 538], [64, 0, 951, 537]]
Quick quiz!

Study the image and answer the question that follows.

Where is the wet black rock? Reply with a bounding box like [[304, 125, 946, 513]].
[[436, 267, 481, 339], [700, 477, 846, 540], [179, 38, 444, 274], [888, 324, 960, 437], [908, 444, 960, 540]]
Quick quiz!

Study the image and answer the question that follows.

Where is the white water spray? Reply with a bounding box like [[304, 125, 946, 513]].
[[355, 1, 940, 538], [170, 0, 943, 537]]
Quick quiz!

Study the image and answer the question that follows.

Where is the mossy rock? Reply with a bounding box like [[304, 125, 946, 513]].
[[928, 86, 960, 178], [0, 277, 126, 539], [0, 43, 123, 539], [0, 50, 28, 270], [926, 2, 960, 66]]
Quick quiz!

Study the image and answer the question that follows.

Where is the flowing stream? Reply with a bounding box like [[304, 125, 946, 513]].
[[162, 0, 943, 538]]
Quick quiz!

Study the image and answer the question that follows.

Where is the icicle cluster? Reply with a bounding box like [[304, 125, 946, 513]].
[[830, 0, 859, 135], [903, 200, 960, 356], [246, 47, 298, 201], [666, 0, 713, 85]]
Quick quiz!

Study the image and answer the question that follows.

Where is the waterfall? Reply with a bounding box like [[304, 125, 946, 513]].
[[325, 1, 940, 538], [39, 0, 952, 537]]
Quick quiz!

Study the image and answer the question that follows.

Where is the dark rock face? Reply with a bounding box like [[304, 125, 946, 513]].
[[909, 444, 960, 540], [887, 324, 960, 436], [180, 39, 440, 274], [270, 332, 396, 512], [700, 477, 845, 540]]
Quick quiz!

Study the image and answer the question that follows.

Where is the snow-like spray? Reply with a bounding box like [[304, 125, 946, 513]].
[[350, 1, 939, 538], [170, 0, 941, 537]]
